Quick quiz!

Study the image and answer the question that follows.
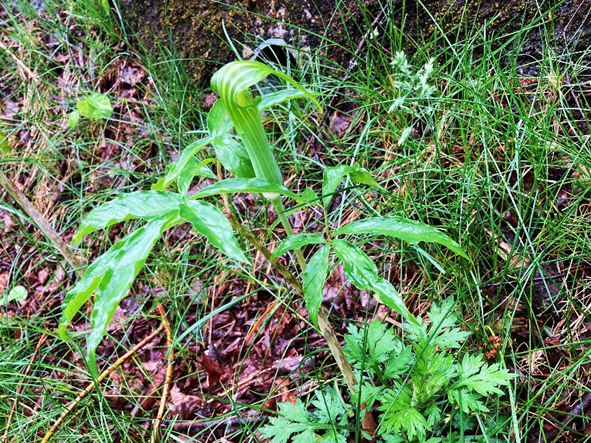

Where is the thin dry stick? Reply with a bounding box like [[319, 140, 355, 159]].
[[41, 323, 165, 443], [226, 214, 358, 393], [151, 305, 174, 443], [0, 40, 38, 84], [325, 6, 388, 111], [3, 333, 48, 443], [244, 299, 278, 346], [0, 171, 83, 276]]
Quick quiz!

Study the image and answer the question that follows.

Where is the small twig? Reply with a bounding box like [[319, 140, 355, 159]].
[[226, 213, 358, 393], [0, 171, 84, 276], [151, 305, 174, 443], [326, 6, 389, 111], [479, 265, 591, 290], [165, 416, 266, 434], [41, 323, 165, 443], [244, 299, 278, 346], [3, 333, 48, 443], [563, 0, 585, 39]]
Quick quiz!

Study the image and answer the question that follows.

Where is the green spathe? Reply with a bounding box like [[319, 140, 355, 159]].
[[211, 60, 320, 188]]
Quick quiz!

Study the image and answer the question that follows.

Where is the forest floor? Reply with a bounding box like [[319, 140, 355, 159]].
[[1, 1, 591, 442]]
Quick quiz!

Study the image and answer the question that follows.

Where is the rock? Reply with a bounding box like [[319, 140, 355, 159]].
[[119, 0, 590, 83], [119, 0, 382, 83]]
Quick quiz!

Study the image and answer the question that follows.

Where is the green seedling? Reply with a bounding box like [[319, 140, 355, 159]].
[[1, 285, 27, 306], [261, 298, 515, 443], [60, 60, 468, 387], [68, 92, 113, 128]]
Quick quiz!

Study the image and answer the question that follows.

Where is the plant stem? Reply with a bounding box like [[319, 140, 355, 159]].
[[0, 170, 83, 276], [226, 213, 357, 393], [269, 197, 307, 272]]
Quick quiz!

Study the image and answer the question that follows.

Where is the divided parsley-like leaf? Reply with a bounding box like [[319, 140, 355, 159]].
[[264, 298, 515, 443], [259, 399, 314, 443], [453, 354, 515, 396]]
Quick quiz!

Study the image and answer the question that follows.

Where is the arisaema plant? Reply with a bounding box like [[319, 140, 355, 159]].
[[60, 61, 468, 389]]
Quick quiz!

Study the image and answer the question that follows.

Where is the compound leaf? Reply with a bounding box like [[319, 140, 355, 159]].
[[212, 136, 255, 179], [333, 239, 418, 325], [177, 157, 217, 195], [272, 234, 326, 258], [190, 177, 301, 201], [454, 354, 515, 396], [322, 165, 384, 208], [259, 89, 316, 110], [207, 99, 232, 136], [259, 398, 313, 443], [62, 213, 179, 376], [152, 137, 212, 191]]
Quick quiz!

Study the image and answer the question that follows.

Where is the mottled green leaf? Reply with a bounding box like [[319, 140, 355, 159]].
[[152, 137, 212, 191], [0, 131, 10, 154], [0, 286, 27, 306], [333, 239, 418, 325], [322, 165, 384, 207], [61, 214, 179, 375], [68, 110, 80, 129], [73, 191, 183, 243], [302, 245, 329, 329], [334, 216, 468, 259], [179, 200, 248, 263], [272, 234, 326, 258]]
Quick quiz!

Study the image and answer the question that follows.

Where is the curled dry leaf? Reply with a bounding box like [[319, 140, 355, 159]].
[[200, 354, 224, 387], [169, 385, 203, 420]]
